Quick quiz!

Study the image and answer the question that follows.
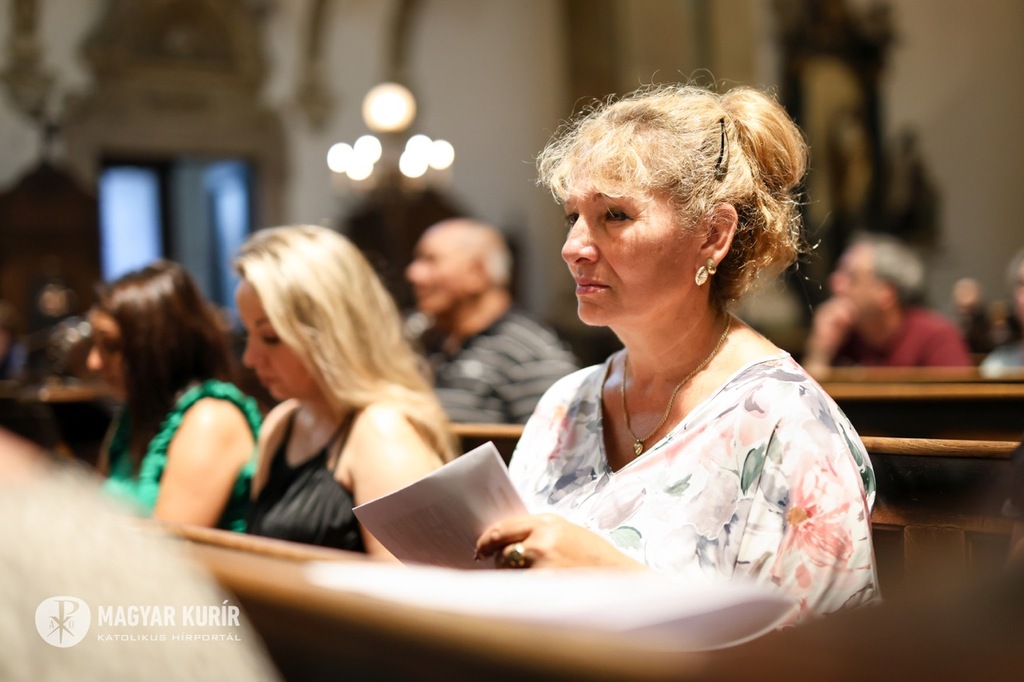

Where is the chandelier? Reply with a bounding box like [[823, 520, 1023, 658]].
[[327, 82, 454, 191]]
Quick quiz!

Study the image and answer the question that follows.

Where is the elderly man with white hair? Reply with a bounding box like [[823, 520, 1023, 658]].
[[803, 232, 972, 372], [980, 247, 1024, 373], [406, 218, 579, 424]]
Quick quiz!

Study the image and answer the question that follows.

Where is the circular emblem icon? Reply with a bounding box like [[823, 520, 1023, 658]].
[[35, 596, 91, 647]]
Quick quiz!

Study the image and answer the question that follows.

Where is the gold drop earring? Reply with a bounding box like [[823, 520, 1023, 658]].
[[695, 257, 717, 286]]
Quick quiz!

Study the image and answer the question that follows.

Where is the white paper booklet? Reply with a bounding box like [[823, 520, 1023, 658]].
[[352, 441, 527, 569], [305, 562, 795, 651], [347, 441, 796, 650]]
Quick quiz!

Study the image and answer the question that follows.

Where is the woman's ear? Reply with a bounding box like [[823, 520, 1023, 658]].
[[699, 203, 737, 263]]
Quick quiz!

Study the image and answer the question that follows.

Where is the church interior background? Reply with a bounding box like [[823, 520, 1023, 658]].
[[1, 0, 1022, 371]]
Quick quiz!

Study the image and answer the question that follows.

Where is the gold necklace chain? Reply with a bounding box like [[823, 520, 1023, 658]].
[[621, 315, 731, 456]]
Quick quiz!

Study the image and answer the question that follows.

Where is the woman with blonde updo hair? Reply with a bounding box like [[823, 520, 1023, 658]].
[[236, 225, 454, 556], [476, 83, 878, 623]]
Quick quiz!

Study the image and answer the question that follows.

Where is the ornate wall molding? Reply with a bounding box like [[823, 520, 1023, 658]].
[[1, 0, 54, 119], [60, 0, 286, 226]]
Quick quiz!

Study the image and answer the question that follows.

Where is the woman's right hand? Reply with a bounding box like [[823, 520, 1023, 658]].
[[475, 513, 645, 570]]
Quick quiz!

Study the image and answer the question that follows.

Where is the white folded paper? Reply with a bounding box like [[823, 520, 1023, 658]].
[[305, 561, 795, 651], [353, 442, 526, 569]]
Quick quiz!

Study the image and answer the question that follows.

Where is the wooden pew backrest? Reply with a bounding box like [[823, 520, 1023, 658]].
[[862, 436, 1017, 598], [451, 422, 523, 463], [824, 382, 1024, 440]]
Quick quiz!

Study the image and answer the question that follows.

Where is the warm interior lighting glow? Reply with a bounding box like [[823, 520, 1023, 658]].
[[346, 156, 375, 181], [398, 149, 429, 178], [353, 135, 382, 163], [327, 142, 354, 173], [329, 84, 452, 189], [362, 82, 417, 133], [405, 134, 433, 155], [428, 139, 455, 170]]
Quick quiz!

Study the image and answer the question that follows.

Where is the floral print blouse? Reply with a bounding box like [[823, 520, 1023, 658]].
[[508, 353, 879, 620]]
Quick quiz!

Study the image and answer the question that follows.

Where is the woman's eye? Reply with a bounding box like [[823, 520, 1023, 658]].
[[564, 213, 579, 230], [261, 335, 281, 346], [606, 209, 630, 222]]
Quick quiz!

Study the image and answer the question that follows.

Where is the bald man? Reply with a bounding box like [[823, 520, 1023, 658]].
[[406, 218, 578, 424]]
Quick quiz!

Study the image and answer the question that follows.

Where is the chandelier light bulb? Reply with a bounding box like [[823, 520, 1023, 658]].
[[399, 149, 429, 178], [405, 134, 433, 154], [362, 82, 417, 133], [428, 139, 455, 170], [327, 142, 354, 173], [353, 134, 382, 163], [346, 156, 375, 181], [329, 84, 452, 189]]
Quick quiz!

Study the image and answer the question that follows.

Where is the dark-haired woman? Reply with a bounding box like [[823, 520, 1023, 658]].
[[89, 260, 261, 530]]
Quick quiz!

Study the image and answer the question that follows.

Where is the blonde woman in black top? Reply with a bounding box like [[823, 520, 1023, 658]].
[[236, 225, 455, 556]]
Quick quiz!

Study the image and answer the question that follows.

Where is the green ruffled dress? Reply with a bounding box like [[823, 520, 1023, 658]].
[[101, 380, 262, 531]]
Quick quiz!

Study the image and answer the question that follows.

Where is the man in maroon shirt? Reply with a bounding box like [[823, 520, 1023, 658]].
[[803, 232, 972, 372]]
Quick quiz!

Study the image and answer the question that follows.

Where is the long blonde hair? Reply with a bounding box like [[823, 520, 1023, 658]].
[[537, 82, 809, 309], [235, 225, 455, 461]]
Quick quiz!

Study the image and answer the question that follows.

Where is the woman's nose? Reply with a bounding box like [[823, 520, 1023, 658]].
[[241, 339, 258, 368], [562, 219, 598, 266], [85, 345, 101, 372]]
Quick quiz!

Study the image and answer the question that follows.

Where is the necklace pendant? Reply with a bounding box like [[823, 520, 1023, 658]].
[[633, 441, 644, 456]]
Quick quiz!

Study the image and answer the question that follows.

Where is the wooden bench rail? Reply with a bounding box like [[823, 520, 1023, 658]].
[[10, 376, 1023, 458], [449, 422, 526, 442], [177, 525, 1024, 682], [860, 436, 1018, 458], [814, 366, 1024, 383], [161, 522, 368, 564], [824, 382, 1024, 400], [451, 422, 523, 463], [452, 424, 1021, 461]]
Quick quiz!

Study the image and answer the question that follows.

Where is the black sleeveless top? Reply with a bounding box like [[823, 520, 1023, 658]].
[[246, 412, 366, 552]]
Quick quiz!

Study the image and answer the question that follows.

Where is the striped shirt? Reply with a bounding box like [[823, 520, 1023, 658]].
[[424, 311, 579, 424]]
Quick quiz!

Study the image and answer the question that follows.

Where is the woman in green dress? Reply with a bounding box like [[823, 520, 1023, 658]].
[[88, 260, 261, 530]]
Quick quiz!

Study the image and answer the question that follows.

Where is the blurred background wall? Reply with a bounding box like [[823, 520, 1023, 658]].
[[0, 0, 1021, 365]]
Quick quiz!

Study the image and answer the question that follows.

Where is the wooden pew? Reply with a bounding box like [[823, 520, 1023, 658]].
[[164, 521, 371, 563], [803, 367, 1024, 440], [170, 521, 1024, 682], [168, 523, 717, 681], [0, 380, 114, 464], [168, 430, 1022, 679], [863, 436, 1017, 598], [451, 421, 523, 463], [814, 366, 1024, 383], [823, 381, 1024, 441]]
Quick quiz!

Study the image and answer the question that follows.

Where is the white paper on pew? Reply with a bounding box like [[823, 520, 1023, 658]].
[[305, 561, 795, 651], [352, 441, 527, 569]]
